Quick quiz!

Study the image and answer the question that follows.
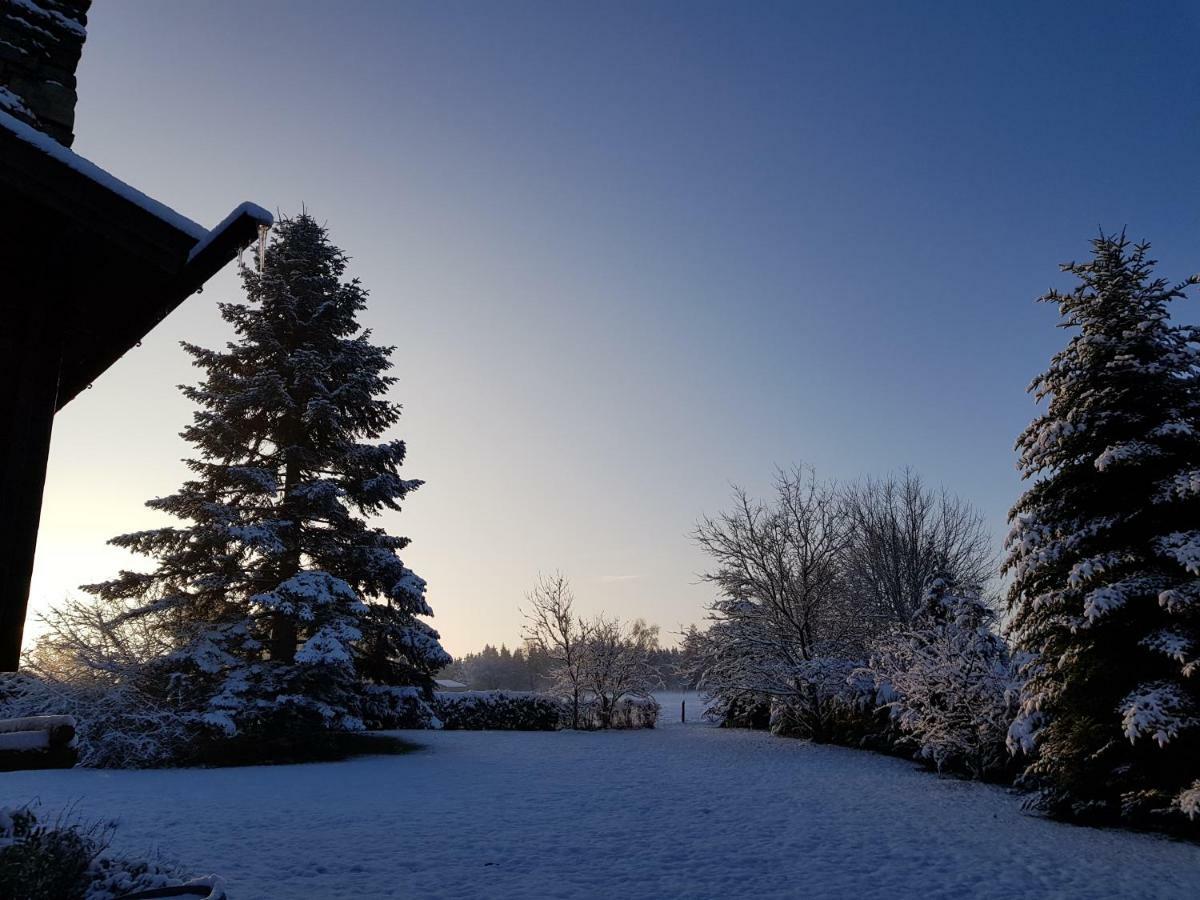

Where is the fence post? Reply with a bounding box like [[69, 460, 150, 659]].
[[681, 699, 686, 723]]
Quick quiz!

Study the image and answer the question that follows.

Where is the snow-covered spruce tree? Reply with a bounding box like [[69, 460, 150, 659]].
[[80, 214, 449, 747], [1006, 233, 1200, 830]]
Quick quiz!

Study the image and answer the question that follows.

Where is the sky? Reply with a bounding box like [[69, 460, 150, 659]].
[[27, 1, 1200, 657]]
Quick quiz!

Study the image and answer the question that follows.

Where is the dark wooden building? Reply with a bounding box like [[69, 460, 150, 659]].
[[0, 0, 271, 670]]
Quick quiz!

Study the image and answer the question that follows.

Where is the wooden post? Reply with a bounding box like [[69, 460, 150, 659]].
[[681, 698, 686, 723], [0, 290, 62, 671]]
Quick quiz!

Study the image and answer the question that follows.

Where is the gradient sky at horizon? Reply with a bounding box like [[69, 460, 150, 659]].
[[27, 1, 1200, 656]]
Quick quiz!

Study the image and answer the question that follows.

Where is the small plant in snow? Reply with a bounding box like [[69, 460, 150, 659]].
[[0, 803, 203, 900]]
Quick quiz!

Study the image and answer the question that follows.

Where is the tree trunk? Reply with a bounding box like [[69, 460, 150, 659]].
[[269, 415, 304, 663]]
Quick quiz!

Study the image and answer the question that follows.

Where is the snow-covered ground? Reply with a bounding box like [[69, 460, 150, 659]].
[[5, 713, 1199, 899]]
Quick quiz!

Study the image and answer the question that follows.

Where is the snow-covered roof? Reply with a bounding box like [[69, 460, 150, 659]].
[[188, 201, 273, 262], [0, 105, 274, 410], [0, 107, 206, 238], [0, 108, 272, 250]]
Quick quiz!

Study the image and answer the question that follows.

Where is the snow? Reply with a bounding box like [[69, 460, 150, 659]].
[[1119, 682, 1198, 747], [6, 714, 1199, 898], [294, 623, 359, 666], [0, 729, 49, 751], [1094, 440, 1161, 471], [0, 85, 31, 117], [251, 571, 364, 617], [1156, 531, 1200, 575], [1181, 781, 1200, 820], [0, 714, 73, 734], [7, 0, 86, 37], [0, 108, 206, 239], [4, 14, 54, 43], [186, 201, 274, 263]]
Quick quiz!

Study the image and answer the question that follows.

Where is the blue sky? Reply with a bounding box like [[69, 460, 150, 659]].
[[31, 1, 1200, 654]]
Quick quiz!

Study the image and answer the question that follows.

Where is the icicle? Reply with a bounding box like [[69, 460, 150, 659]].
[[257, 222, 270, 272]]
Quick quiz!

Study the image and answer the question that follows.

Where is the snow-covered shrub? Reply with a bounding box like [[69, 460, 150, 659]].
[[434, 691, 564, 731], [0, 673, 200, 769], [578, 695, 659, 729], [577, 617, 661, 728], [0, 803, 215, 900], [360, 684, 442, 729], [856, 578, 1018, 780], [703, 692, 772, 730], [765, 656, 865, 742], [179, 660, 382, 766], [3, 664, 387, 768], [1179, 780, 1200, 821]]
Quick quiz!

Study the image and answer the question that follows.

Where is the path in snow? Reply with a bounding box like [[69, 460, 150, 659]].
[[5, 707, 1199, 899]]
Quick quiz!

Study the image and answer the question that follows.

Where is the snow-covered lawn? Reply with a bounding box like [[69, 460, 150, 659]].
[[5, 707, 1198, 898]]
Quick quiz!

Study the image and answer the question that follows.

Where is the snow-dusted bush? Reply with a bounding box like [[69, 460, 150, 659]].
[[1179, 780, 1200, 821], [686, 621, 866, 740], [764, 656, 865, 741], [2, 666, 396, 768], [578, 695, 659, 730], [0, 673, 199, 769], [0, 803, 220, 900], [360, 684, 442, 730], [434, 691, 564, 731], [578, 617, 660, 728], [702, 691, 772, 729], [857, 578, 1018, 780]]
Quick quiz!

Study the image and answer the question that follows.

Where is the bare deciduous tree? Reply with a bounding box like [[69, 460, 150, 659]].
[[694, 467, 856, 663], [691, 467, 861, 736], [582, 617, 660, 728], [690, 465, 997, 739], [522, 572, 591, 729], [840, 469, 996, 625]]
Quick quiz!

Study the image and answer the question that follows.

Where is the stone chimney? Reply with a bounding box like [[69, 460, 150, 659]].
[[0, 0, 90, 147]]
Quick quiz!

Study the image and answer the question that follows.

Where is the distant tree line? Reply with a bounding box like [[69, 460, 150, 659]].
[[441, 631, 699, 694]]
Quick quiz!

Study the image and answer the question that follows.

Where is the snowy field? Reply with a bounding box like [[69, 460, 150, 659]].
[[6, 702, 1200, 899]]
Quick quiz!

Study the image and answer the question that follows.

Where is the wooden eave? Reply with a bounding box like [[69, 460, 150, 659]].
[[0, 122, 268, 410]]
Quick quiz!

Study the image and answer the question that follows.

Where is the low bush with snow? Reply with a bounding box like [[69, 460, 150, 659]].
[[434, 691, 564, 731], [577, 695, 659, 730], [361, 684, 442, 730], [429, 691, 660, 731], [0, 671, 407, 768], [0, 674, 200, 769]]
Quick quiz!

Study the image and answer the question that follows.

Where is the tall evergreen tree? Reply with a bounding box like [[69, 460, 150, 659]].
[[83, 214, 449, 734], [1006, 232, 1200, 830]]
